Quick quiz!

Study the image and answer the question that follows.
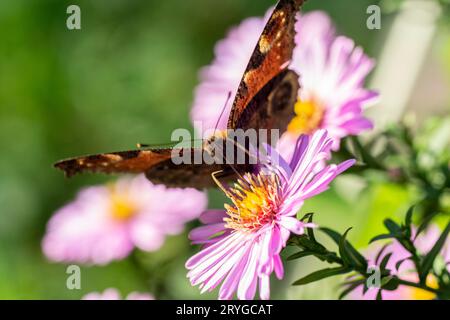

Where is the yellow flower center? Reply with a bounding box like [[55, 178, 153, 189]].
[[287, 99, 324, 135], [110, 193, 136, 221], [408, 275, 438, 300], [224, 173, 281, 232]]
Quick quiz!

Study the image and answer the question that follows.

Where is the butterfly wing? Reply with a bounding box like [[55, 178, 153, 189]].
[[234, 69, 299, 139], [54, 147, 244, 189], [54, 0, 305, 188], [54, 149, 175, 177], [227, 0, 304, 130], [145, 158, 238, 189]]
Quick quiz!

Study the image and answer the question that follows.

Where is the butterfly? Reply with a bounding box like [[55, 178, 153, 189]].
[[55, 0, 305, 188]]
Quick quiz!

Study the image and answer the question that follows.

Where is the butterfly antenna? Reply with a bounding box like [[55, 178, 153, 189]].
[[137, 140, 203, 149], [213, 91, 232, 136]]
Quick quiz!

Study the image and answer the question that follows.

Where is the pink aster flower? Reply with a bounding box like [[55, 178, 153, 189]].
[[349, 224, 450, 300], [190, 9, 378, 157], [186, 130, 355, 300], [82, 288, 154, 300], [42, 175, 207, 265]]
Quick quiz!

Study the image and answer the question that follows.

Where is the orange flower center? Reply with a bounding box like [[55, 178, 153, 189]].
[[110, 192, 136, 221], [224, 173, 281, 232], [287, 98, 324, 135]]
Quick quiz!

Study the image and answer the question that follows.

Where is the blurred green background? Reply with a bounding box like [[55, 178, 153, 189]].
[[0, 0, 448, 299]]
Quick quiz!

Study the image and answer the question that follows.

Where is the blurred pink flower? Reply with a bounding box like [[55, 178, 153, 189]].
[[42, 175, 207, 265], [349, 224, 450, 300], [186, 130, 355, 300], [190, 10, 378, 158], [82, 288, 154, 300]]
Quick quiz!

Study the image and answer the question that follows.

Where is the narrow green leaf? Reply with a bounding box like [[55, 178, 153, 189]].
[[300, 212, 314, 222], [362, 282, 369, 295], [414, 211, 439, 241], [376, 290, 383, 300], [369, 234, 395, 244], [403, 206, 415, 239], [292, 266, 351, 286], [320, 227, 341, 244], [395, 256, 412, 271], [405, 206, 414, 228], [379, 252, 393, 271], [339, 228, 354, 266], [306, 213, 316, 242], [420, 221, 450, 281], [380, 275, 393, 287], [381, 276, 399, 291], [349, 136, 384, 169], [287, 251, 314, 261], [375, 243, 391, 265], [296, 235, 327, 253], [299, 212, 316, 242], [384, 219, 402, 235], [321, 227, 367, 270], [338, 281, 363, 300]]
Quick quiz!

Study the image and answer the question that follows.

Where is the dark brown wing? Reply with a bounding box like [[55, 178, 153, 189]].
[[227, 0, 305, 129], [54, 147, 247, 189], [54, 149, 175, 178], [234, 69, 299, 139], [145, 159, 240, 189]]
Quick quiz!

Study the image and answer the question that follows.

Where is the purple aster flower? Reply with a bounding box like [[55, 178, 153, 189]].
[[82, 288, 154, 300], [349, 224, 450, 300], [42, 175, 207, 265], [185, 130, 355, 300]]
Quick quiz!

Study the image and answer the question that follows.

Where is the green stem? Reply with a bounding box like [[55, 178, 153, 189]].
[[396, 279, 440, 295], [129, 250, 152, 289]]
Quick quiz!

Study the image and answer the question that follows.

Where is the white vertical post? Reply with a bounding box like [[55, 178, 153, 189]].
[[367, 0, 442, 132]]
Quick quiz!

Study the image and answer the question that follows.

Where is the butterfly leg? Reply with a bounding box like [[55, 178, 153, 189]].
[[211, 170, 233, 197]]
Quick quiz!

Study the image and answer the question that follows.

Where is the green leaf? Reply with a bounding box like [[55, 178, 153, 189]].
[[379, 252, 393, 271], [295, 235, 327, 253], [320, 227, 342, 244], [287, 251, 314, 261], [404, 206, 414, 228], [404, 206, 415, 239], [300, 212, 316, 242], [375, 243, 391, 265], [381, 276, 400, 291], [306, 213, 316, 242], [376, 290, 383, 300], [349, 136, 384, 170], [384, 219, 402, 236], [330, 228, 368, 271], [338, 281, 363, 300], [369, 234, 395, 244], [395, 256, 412, 271], [414, 211, 439, 241], [420, 221, 450, 282], [339, 228, 354, 267], [321, 227, 368, 270], [292, 266, 351, 286]]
